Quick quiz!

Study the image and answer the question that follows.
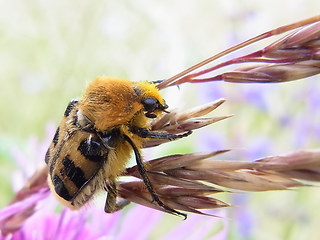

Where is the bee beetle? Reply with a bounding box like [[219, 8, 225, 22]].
[[45, 77, 191, 218]]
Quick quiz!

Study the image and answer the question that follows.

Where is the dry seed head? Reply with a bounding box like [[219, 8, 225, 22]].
[[173, 99, 226, 123], [144, 99, 232, 147], [120, 148, 320, 215], [159, 17, 320, 86], [118, 181, 228, 216], [4, 148, 320, 225], [224, 61, 320, 83], [266, 21, 320, 52], [142, 150, 230, 172]]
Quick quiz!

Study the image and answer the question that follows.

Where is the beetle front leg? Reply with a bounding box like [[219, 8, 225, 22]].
[[129, 126, 192, 140]]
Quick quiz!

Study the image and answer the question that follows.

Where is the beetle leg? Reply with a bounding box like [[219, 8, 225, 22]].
[[129, 126, 192, 140], [123, 134, 187, 219], [104, 181, 130, 213]]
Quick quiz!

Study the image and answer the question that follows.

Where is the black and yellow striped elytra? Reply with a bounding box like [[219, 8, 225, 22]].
[[45, 77, 191, 218], [46, 100, 113, 207]]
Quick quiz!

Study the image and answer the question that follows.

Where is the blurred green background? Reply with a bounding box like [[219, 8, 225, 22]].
[[1, 0, 320, 239]]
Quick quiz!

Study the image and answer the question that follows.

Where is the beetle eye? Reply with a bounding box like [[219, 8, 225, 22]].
[[142, 97, 157, 112]]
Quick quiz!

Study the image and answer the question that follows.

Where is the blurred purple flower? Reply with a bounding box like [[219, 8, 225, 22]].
[[242, 85, 271, 111], [305, 80, 320, 112], [1, 197, 226, 239], [246, 137, 272, 160], [163, 211, 228, 240], [231, 194, 254, 239], [199, 82, 225, 103], [10, 208, 97, 240], [197, 132, 225, 152], [10, 123, 56, 191]]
